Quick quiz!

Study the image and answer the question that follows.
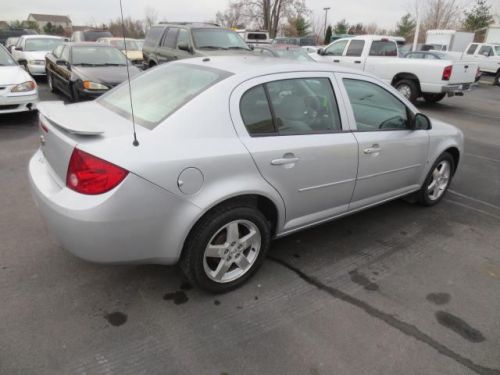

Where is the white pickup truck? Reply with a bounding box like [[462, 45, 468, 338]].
[[314, 35, 479, 103], [461, 43, 500, 86]]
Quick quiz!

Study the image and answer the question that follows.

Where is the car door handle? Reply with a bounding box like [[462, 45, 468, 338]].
[[354, 60, 362, 64], [333, 59, 340, 63], [271, 157, 299, 166], [363, 145, 381, 154]]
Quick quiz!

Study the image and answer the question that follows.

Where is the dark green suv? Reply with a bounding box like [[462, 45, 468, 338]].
[[142, 23, 253, 68]]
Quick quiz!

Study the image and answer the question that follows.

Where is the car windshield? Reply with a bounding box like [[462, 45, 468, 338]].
[[192, 29, 250, 50], [72, 46, 128, 66], [274, 48, 314, 61], [84, 31, 113, 41], [109, 39, 140, 50], [0, 47, 16, 66], [99, 63, 232, 129], [25, 38, 64, 51]]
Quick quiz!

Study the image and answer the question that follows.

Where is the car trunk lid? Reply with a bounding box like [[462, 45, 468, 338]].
[[447, 62, 478, 84]]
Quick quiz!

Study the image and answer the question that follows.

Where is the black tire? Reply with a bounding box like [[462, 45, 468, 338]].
[[417, 152, 455, 206], [394, 79, 419, 104], [494, 72, 500, 87], [180, 203, 271, 293], [70, 85, 80, 103], [47, 71, 56, 93], [423, 93, 446, 103]]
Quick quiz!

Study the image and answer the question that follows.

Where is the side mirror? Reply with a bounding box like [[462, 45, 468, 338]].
[[317, 48, 325, 56], [412, 113, 431, 130], [18, 59, 27, 67], [178, 43, 193, 53], [15, 46, 23, 51]]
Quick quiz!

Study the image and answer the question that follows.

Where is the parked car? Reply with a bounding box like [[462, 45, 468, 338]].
[[461, 42, 500, 86], [45, 42, 140, 101], [315, 35, 479, 103], [0, 44, 38, 114], [142, 22, 252, 68], [97, 37, 144, 67], [405, 51, 447, 60], [29, 56, 463, 293], [0, 28, 37, 46], [253, 45, 315, 61], [11, 35, 66, 76], [5, 37, 19, 53], [71, 29, 113, 42]]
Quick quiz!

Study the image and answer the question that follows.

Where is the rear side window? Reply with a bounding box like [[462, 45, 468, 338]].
[[343, 79, 408, 131], [369, 41, 398, 56], [99, 64, 231, 129], [240, 85, 275, 135], [177, 29, 190, 48], [346, 40, 365, 57], [240, 78, 342, 136], [144, 26, 165, 47], [466, 44, 478, 55], [162, 28, 179, 48]]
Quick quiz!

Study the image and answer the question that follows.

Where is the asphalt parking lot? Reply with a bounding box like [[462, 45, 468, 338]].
[[1, 77, 499, 375]]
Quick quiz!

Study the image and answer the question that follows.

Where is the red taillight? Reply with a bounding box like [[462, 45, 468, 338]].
[[66, 148, 128, 195], [442, 65, 453, 81]]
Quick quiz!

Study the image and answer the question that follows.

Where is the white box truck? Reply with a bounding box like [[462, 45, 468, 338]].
[[485, 25, 500, 43], [424, 30, 474, 52]]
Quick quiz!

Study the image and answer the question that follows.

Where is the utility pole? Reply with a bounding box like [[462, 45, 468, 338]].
[[413, 5, 421, 52], [323, 7, 331, 37]]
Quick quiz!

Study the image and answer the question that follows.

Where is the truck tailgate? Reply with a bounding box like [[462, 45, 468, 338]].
[[448, 62, 477, 84]]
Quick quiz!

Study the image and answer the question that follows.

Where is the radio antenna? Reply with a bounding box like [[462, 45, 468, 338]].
[[119, 0, 139, 146]]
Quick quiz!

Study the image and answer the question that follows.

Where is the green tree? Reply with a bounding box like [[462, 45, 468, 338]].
[[395, 13, 416, 40], [10, 20, 40, 32], [43, 22, 55, 34], [462, 0, 494, 31], [324, 25, 332, 44], [334, 19, 349, 35], [294, 15, 310, 36]]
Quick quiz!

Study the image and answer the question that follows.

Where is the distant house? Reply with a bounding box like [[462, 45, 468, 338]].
[[27, 13, 72, 31], [0, 21, 9, 29]]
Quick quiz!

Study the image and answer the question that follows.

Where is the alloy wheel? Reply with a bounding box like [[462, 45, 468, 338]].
[[427, 160, 451, 201], [397, 84, 412, 100], [203, 220, 261, 283]]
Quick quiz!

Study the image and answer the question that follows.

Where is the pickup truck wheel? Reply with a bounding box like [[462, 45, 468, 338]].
[[494, 73, 500, 86], [423, 93, 446, 103], [395, 80, 418, 103]]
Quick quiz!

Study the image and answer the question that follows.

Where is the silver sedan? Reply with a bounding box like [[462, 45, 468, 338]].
[[29, 56, 464, 293]]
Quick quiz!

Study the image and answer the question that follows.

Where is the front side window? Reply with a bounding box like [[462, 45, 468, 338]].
[[325, 40, 348, 56], [61, 46, 70, 62], [25, 38, 64, 52], [177, 29, 189, 48], [343, 79, 408, 131], [144, 27, 165, 47], [99, 64, 231, 129], [369, 41, 398, 56], [346, 40, 365, 57], [478, 45, 493, 56], [240, 78, 342, 136], [466, 44, 478, 55], [162, 28, 179, 48], [494, 46, 500, 55]]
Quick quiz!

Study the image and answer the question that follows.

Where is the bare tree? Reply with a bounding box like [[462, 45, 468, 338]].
[[218, 0, 308, 37], [144, 6, 159, 31], [215, 1, 245, 28], [424, 0, 462, 29]]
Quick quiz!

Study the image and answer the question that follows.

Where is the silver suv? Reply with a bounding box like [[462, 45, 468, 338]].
[[142, 22, 253, 68]]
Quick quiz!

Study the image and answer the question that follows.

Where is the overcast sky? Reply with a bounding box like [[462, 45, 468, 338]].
[[3, 0, 500, 30]]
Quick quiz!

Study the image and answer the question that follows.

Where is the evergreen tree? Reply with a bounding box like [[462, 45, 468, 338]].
[[324, 25, 332, 44], [463, 0, 494, 31], [334, 19, 349, 35], [395, 13, 416, 40]]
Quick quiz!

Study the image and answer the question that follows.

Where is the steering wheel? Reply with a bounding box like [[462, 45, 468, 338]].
[[379, 116, 405, 129]]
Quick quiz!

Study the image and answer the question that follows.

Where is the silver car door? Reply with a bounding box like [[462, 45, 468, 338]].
[[230, 72, 359, 234], [335, 72, 429, 210]]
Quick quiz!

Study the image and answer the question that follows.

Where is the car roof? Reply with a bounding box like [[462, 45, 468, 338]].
[[153, 22, 222, 30], [180, 55, 369, 77], [20, 34, 65, 40], [98, 37, 136, 41], [63, 42, 114, 47]]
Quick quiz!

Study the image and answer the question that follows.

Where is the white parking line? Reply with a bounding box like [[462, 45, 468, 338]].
[[445, 199, 500, 220], [465, 153, 500, 163], [448, 189, 500, 211]]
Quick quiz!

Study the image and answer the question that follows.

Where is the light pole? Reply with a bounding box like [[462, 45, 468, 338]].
[[323, 7, 331, 38]]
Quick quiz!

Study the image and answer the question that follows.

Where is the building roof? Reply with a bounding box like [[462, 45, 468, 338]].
[[28, 14, 71, 24]]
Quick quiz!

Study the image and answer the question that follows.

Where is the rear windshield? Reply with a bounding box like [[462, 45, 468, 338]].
[[99, 63, 232, 129], [72, 46, 128, 65], [192, 29, 250, 50], [25, 38, 64, 52], [247, 33, 267, 40], [84, 31, 113, 41]]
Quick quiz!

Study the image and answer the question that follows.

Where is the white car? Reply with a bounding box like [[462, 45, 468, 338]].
[[462, 42, 500, 85], [314, 35, 479, 103], [0, 44, 38, 114], [11, 35, 65, 76]]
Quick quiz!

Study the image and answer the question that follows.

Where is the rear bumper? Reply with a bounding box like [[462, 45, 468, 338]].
[[29, 148, 201, 264], [0, 92, 38, 114], [441, 83, 476, 96], [27, 64, 47, 76]]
